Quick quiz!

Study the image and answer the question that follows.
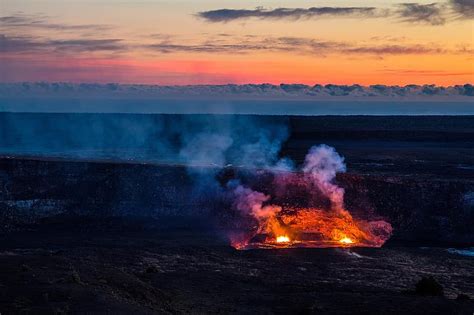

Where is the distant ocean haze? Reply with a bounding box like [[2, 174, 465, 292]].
[[0, 83, 472, 115], [0, 98, 473, 115]]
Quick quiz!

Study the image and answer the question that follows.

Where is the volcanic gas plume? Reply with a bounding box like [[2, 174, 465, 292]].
[[225, 145, 393, 249], [170, 117, 391, 249]]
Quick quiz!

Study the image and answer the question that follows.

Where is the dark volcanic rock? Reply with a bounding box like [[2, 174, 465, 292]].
[[1, 114, 473, 244], [0, 114, 473, 314], [415, 276, 444, 296], [0, 227, 473, 314], [0, 157, 473, 245]]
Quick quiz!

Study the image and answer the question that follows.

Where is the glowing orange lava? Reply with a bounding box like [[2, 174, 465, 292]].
[[339, 237, 354, 244], [276, 235, 290, 243], [232, 206, 392, 250], [227, 157, 393, 250]]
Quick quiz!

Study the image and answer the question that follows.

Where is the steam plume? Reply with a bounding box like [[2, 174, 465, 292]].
[[302, 144, 347, 210]]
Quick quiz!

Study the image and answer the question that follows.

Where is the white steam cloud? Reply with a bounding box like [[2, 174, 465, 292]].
[[302, 145, 347, 210]]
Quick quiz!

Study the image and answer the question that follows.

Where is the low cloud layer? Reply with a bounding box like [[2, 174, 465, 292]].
[[198, 1, 473, 25], [1, 82, 472, 98]]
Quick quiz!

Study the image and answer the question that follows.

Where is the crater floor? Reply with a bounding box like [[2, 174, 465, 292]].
[[0, 220, 473, 314]]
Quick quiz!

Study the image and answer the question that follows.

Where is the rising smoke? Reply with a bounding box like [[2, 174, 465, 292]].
[[221, 144, 352, 247], [179, 125, 393, 249], [302, 144, 347, 210], [0, 114, 290, 166], [0, 112, 392, 247]]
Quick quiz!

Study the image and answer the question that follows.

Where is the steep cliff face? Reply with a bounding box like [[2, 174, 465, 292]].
[[339, 174, 474, 244], [0, 158, 197, 225], [0, 157, 473, 244]]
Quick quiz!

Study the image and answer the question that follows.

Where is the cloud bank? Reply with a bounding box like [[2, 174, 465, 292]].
[[1, 83, 471, 115], [0, 82, 472, 98]]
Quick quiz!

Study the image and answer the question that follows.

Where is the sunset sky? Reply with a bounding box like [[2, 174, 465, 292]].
[[1, 0, 473, 85]]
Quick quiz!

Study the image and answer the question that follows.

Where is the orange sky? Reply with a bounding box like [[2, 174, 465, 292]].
[[1, 0, 473, 85]]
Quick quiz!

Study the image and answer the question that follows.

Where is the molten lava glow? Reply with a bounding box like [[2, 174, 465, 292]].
[[276, 235, 290, 243], [231, 206, 393, 250], [339, 237, 354, 244], [227, 146, 393, 250]]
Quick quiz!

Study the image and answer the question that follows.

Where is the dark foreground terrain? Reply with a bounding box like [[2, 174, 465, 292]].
[[0, 220, 473, 314], [0, 114, 473, 314]]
